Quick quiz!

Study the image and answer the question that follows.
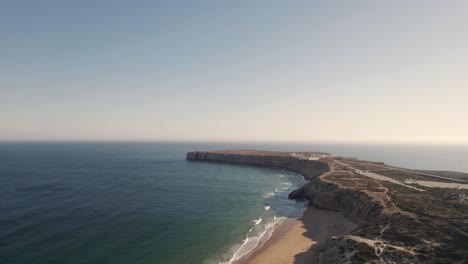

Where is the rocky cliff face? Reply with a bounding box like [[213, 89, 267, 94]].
[[186, 151, 329, 180], [188, 151, 383, 224], [187, 151, 384, 261], [287, 170, 447, 263], [187, 150, 468, 264], [186, 151, 441, 263], [188, 151, 383, 225], [288, 178, 385, 225], [289, 177, 394, 263]]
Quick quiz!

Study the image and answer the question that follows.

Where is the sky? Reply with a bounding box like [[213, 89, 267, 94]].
[[1, 1, 467, 143]]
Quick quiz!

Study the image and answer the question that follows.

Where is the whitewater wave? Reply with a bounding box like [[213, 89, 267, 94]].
[[220, 216, 286, 264], [252, 218, 262, 225], [213, 172, 307, 264]]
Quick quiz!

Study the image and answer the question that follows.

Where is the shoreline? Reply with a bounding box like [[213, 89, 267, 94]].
[[189, 150, 468, 263], [187, 150, 356, 264], [187, 150, 357, 264], [234, 217, 298, 264], [239, 206, 356, 264]]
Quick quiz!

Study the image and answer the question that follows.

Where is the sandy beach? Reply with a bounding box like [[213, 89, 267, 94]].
[[242, 207, 356, 264]]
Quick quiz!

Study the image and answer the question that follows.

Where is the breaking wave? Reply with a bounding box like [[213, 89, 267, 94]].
[[220, 216, 286, 264], [252, 218, 262, 225]]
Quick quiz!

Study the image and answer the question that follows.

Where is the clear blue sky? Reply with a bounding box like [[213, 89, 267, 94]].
[[1, 1, 467, 142]]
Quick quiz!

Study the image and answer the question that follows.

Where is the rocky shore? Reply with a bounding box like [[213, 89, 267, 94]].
[[187, 150, 468, 263]]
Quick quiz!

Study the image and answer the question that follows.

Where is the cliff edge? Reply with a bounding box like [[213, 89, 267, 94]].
[[187, 150, 468, 263], [187, 150, 329, 180]]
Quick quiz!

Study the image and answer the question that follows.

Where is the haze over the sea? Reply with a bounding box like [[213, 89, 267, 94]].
[[1, 1, 467, 143]]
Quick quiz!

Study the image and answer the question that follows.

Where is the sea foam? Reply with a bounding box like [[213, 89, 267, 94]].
[[252, 218, 262, 225], [221, 216, 286, 264]]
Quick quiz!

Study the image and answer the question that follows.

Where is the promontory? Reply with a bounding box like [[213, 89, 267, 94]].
[[187, 149, 468, 264]]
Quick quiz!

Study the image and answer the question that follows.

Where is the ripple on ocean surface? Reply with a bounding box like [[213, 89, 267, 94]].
[[0, 143, 306, 264]]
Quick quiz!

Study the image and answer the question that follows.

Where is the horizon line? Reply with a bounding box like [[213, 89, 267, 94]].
[[1, 139, 468, 145]]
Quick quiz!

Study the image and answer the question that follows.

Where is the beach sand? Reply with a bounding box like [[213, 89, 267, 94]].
[[242, 207, 356, 264]]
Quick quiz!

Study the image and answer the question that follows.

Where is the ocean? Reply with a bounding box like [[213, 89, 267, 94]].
[[1, 142, 467, 264]]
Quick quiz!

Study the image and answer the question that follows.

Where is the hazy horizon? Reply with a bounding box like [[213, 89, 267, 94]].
[[2, 139, 468, 146], [2, 1, 467, 142]]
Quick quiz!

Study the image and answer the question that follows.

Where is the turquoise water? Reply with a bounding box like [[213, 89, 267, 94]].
[[1, 142, 467, 264]]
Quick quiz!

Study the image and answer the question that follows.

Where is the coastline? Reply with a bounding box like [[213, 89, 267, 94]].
[[234, 217, 297, 264], [189, 150, 468, 263], [240, 207, 356, 264], [187, 150, 355, 264]]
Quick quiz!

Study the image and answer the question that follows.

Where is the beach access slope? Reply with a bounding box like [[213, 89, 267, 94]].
[[187, 150, 468, 264]]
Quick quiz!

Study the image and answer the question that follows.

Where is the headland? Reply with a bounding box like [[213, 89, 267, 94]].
[[187, 150, 468, 263]]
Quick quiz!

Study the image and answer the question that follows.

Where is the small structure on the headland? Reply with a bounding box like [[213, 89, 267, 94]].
[[290, 152, 336, 161], [290, 153, 309, 160]]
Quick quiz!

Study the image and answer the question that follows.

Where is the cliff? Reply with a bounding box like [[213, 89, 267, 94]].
[[286, 162, 467, 263], [187, 150, 468, 263], [289, 176, 398, 263], [288, 178, 385, 226], [187, 150, 329, 180]]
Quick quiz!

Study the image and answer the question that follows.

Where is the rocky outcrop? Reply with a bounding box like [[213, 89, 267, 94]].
[[288, 178, 385, 225], [187, 150, 391, 263], [288, 177, 392, 263], [188, 151, 383, 225], [188, 151, 384, 225], [187, 150, 467, 263], [186, 151, 329, 180]]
